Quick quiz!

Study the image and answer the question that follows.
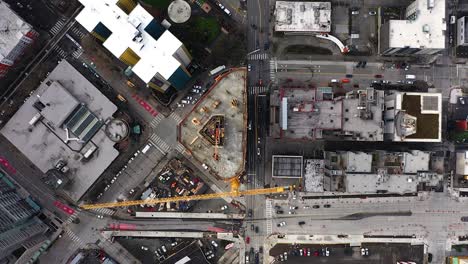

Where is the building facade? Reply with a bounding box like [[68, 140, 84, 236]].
[[0, 171, 48, 262], [0, 1, 38, 78], [457, 16, 468, 46], [76, 0, 192, 93], [380, 0, 446, 56]]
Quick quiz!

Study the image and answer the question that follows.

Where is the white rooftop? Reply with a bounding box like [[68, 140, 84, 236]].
[[274, 1, 331, 32], [0, 1, 33, 61], [402, 151, 430, 173], [76, 0, 183, 82], [387, 0, 446, 49]]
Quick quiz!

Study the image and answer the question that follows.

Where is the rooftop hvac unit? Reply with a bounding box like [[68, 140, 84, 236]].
[[28, 113, 42, 126], [422, 24, 430, 33], [427, 0, 434, 8]]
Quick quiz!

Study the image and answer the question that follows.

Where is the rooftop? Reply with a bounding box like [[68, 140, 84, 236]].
[[272, 155, 303, 178], [0, 1, 33, 61], [273, 87, 384, 141], [303, 159, 324, 192], [274, 1, 331, 32], [387, 0, 445, 49], [179, 69, 246, 180], [76, 0, 184, 83], [1, 60, 119, 202]]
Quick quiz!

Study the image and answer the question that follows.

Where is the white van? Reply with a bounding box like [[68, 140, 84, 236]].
[[224, 8, 231, 16], [142, 144, 151, 154], [405, 74, 416, 79]]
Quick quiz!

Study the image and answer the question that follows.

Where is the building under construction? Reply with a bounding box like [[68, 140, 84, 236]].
[[179, 69, 247, 180]]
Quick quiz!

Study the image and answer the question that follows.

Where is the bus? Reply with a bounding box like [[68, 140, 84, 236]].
[[209, 65, 226, 76]]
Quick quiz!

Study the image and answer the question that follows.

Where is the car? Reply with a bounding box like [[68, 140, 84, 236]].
[[129, 189, 135, 195], [255, 226, 259, 233], [257, 148, 260, 156], [313, 250, 320, 256], [141, 246, 149, 251], [462, 216, 468, 222], [283, 252, 288, 260], [298, 221, 306, 225], [248, 209, 253, 217], [245, 255, 250, 263], [258, 79, 263, 85], [279, 254, 284, 261], [361, 247, 369, 256], [341, 78, 350, 83], [324, 204, 331, 208], [264, 42, 270, 50], [251, 224, 255, 231], [362, 61, 367, 67], [191, 88, 200, 93], [171, 241, 178, 247], [276, 210, 284, 214], [186, 96, 193, 100], [345, 74, 353, 78], [221, 205, 228, 210], [322, 247, 330, 256], [277, 221, 286, 227], [460, 98, 466, 105], [369, 10, 377, 15], [356, 61, 362, 68], [299, 249, 303, 256], [374, 74, 383, 78], [54, 200, 75, 215], [202, 163, 209, 170], [330, 79, 338, 83], [224, 8, 231, 16], [312, 205, 320, 209], [211, 240, 218, 248], [405, 80, 414, 85], [97, 215, 104, 219], [181, 100, 189, 104], [248, 64, 252, 72], [246, 236, 250, 244], [216, 1, 224, 9], [351, 10, 359, 15], [161, 245, 167, 253], [381, 80, 390, 84], [288, 211, 296, 214], [289, 206, 298, 210], [307, 248, 311, 256], [248, 122, 252, 130]]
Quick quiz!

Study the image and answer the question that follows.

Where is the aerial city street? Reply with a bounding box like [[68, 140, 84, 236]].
[[2, 0, 468, 263]]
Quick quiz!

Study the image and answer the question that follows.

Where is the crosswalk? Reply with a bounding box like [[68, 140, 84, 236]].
[[265, 199, 273, 235], [65, 210, 80, 225], [269, 60, 276, 82], [90, 207, 115, 216], [169, 112, 182, 123], [64, 228, 86, 248], [70, 25, 88, 40], [249, 53, 269, 61], [53, 45, 67, 59], [175, 143, 185, 153], [49, 19, 65, 36], [248, 86, 268, 95], [72, 48, 83, 59], [149, 133, 170, 153], [150, 114, 164, 128]]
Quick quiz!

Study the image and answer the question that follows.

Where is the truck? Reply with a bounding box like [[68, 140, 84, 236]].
[[209, 65, 226, 76]]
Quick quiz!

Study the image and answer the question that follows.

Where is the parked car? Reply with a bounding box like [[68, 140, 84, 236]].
[[324, 204, 331, 208], [276, 210, 284, 214], [141, 246, 149, 251], [298, 221, 306, 225], [369, 10, 377, 15], [277, 221, 286, 227], [211, 240, 218, 248], [374, 74, 383, 78], [361, 247, 369, 256], [246, 236, 250, 244], [313, 205, 320, 209]]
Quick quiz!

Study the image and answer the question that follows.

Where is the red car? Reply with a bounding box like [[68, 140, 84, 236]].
[[374, 74, 383, 78], [341, 78, 350, 83], [54, 200, 75, 215], [314, 250, 320, 256], [245, 236, 250, 244]]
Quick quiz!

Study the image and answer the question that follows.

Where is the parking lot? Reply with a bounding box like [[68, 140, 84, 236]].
[[269, 243, 424, 264]]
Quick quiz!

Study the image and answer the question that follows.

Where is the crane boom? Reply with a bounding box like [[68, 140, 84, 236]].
[[80, 186, 289, 210]]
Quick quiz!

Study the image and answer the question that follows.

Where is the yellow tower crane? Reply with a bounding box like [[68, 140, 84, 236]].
[[80, 179, 291, 210]]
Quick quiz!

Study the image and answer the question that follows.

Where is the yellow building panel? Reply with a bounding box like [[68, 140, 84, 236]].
[[119, 48, 140, 67], [91, 31, 106, 42], [116, 0, 137, 14], [148, 81, 166, 93]]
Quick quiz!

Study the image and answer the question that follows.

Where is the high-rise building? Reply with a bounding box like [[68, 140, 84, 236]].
[[0, 171, 49, 262], [0, 1, 39, 78], [380, 0, 446, 56], [76, 0, 192, 93]]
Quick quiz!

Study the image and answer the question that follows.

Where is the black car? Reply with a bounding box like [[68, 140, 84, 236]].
[[276, 210, 284, 214], [461, 216, 468, 222], [313, 205, 320, 209], [248, 209, 253, 217], [255, 226, 259, 233], [259, 246, 263, 254], [298, 221, 306, 225], [324, 204, 331, 208]]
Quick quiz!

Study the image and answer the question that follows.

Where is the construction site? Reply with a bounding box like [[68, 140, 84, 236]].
[[179, 69, 247, 180]]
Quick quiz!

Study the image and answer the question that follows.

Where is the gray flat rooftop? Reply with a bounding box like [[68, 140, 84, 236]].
[[1, 60, 119, 202], [272, 155, 303, 178], [274, 1, 331, 32], [343, 152, 372, 172], [0, 1, 33, 61]]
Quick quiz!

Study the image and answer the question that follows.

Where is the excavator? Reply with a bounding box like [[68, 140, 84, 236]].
[[80, 178, 291, 210]]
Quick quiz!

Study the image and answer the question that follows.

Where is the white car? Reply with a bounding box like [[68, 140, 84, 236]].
[[141, 246, 149, 251], [211, 240, 219, 247], [277, 221, 286, 227], [97, 215, 104, 219], [221, 205, 228, 211], [202, 163, 209, 170], [248, 64, 251, 72], [161, 245, 167, 253]]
